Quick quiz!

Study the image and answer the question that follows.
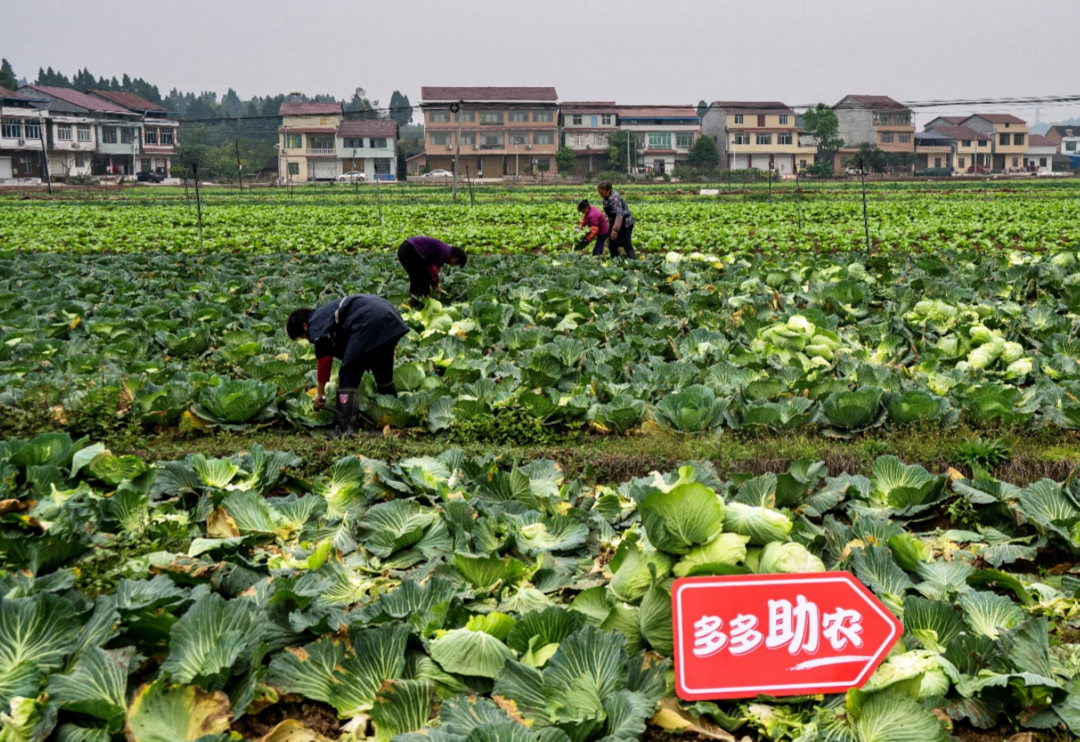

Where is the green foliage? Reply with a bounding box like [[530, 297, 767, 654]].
[[687, 135, 720, 170], [606, 130, 637, 172], [951, 437, 1013, 470], [555, 147, 578, 174]]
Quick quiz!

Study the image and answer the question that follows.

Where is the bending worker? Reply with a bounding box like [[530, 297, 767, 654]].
[[576, 199, 611, 256], [286, 294, 408, 437], [596, 181, 638, 259], [397, 235, 467, 297]]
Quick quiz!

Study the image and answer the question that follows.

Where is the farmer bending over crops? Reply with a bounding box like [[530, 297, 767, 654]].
[[286, 294, 408, 438], [596, 182, 637, 259], [397, 236, 467, 298], [576, 199, 611, 256]]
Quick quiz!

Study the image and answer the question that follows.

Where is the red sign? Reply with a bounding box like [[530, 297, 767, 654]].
[[672, 572, 902, 700]]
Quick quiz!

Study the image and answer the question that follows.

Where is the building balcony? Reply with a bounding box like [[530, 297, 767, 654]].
[[306, 148, 336, 156]]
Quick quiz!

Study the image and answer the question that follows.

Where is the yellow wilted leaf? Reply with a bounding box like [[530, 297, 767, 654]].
[[256, 719, 336, 742], [206, 507, 240, 539], [180, 410, 209, 434], [69, 316, 82, 330], [947, 467, 965, 481], [651, 698, 735, 741]]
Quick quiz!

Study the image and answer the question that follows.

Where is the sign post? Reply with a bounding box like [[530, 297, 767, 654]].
[[672, 572, 901, 701]]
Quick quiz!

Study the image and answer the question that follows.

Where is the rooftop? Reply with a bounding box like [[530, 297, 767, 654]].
[[926, 125, 990, 141], [1029, 134, 1057, 147], [88, 89, 168, 113], [0, 86, 17, 98], [421, 86, 558, 102], [617, 105, 698, 119], [279, 101, 342, 116], [25, 85, 133, 113], [711, 101, 794, 115], [839, 95, 912, 112], [337, 119, 399, 138], [965, 113, 1027, 125], [1047, 124, 1079, 138], [561, 101, 619, 113]]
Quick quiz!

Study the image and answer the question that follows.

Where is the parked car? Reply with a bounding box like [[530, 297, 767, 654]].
[[337, 171, 367, 182], [136, 171, 164, 183], [421, 169, 453, 178]]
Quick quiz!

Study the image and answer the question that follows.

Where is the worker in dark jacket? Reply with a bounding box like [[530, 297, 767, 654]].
[[397, 236, 467, 297], [286, 294, 408, 437], [597, 181, 638, 259]]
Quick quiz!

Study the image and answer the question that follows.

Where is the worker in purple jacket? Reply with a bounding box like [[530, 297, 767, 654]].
[[397, 236, 467, 297]]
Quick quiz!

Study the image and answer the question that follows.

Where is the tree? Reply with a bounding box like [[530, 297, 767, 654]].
[[688, 135, 720, 170], [388, 91, 412, 127], [345, 87, 379, 119], [0, 59, 15, 90], [555, 146, 577, 174], [802, 103, 844, 176], [607, 130, 637, 172], [696, 100, 709, 119], [852, 143, 887, 173]]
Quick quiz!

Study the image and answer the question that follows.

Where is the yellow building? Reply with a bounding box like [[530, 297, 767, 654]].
[[702, 101, 815, 174], [922, 123, 992, 172], [959, 114, 1029, 172], [277, 97, 344, 183]]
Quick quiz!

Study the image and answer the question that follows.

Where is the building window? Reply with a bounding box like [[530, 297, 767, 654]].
[[533, 110, 553, 122], [287, 162, 299, 175], [779, 114, 788, 125], [1040, 157, 1047, 167], [75, 155, 85, 168], [344, 138, 364, 149], [733, 133, 750, 145], [572, 115, 582, 125], [676, 132, 694, 148], [999, 133, 1009, 146], [430, 133, 451, 146], [455, 111, 475, 122], [1012, 157, 1019, 167], [959, 157, 965, 169], [1013, 133, 1025, 146], [648, 132, 671, 149], [777, 132, 792, 145], [962, 139, 972, 147], [459, 132, 476, 145], [1, 119, 21, 138], [480, 133, 504, 149], [799, 159, 807, 168], [602, 114, 612, 126], [877, 113, 891, 126], [509, 134, 528, 145], [592, 133, 608, 146], [756, 115, 766, 127], [145, 128, 158, 145], [57, 124, 72, 141], [509, 111, 529, 122], [479, 112, 503, 125], [895, 114, 910, 126], [286, 133, 303, 149], [534, 131, 554, 145], [23, 121, 41, 139], [121, 128, 135, 144], [370, 138, 388, 148], [899, 132, 911, 143], [309, 136, 334, 150], [536, 158, 550, 170], [161, 129, 174, 145], [979, 140, 988, 147], [430, 111, 451, 123], [733, 114, 743, 124], [102, 126, 117, 144], [880, 132, 894, 144], [755, 133, 772, 145], [1066, 141, 1077, 152]]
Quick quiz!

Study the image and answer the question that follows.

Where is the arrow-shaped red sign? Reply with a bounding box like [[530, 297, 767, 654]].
[[672, 572, 902, 700]]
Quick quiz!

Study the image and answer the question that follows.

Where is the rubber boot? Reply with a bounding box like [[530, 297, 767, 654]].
[[329, 388, 359, 439], [377, 381, 398, 398]]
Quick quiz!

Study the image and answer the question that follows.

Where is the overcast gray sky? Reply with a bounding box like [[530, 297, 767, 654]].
[[6, 0, 1080, 124]]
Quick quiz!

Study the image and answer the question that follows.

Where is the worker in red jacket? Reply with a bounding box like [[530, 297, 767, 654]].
[[576, 199, 611, 256], [397, 236, 467, 297]]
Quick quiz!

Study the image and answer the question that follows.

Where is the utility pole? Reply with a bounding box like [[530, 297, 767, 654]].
[[37, 110, 51, 195], [451, 100, 463, 202], [860, 158, 871, 257]]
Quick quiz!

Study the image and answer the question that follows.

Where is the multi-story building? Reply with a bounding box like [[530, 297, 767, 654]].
[[278, 97, 344, 183], [958, 114, 1029, 172], [90, 90, 178, 176], [420, 87, 560, 178], [337, 119, 398, 181], [702, 101, 815, 174], [922, 124, 991, 173], [0, 86, 47, 181], [560, 102, 618, 173], [1044, 125, 1080, 163], [616, 106, 699, 174], [832, 95, 915, 170], [26, 85, 143, 176], [1025, 134, 1057, 173]]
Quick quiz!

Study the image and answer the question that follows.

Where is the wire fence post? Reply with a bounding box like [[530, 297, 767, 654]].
[[235, 139, 243, 194], [860, 160, 870, 258], [376, 175, 383, 227], [193, 163, 204, 250], [796, 169, 802, 231], [183, 166, 189, 200], [465, 165, 474, 207]]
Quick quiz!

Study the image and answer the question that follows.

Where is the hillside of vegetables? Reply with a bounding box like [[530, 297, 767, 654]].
[[3, 179, 1080, 742]]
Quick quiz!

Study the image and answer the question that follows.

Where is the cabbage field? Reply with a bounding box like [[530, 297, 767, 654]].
[[3, 181, 1080, 742]]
